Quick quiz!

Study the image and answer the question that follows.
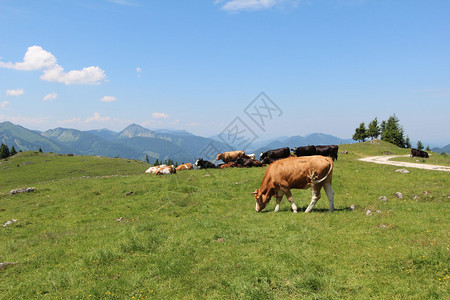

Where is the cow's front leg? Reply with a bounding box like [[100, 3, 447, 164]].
[[284, 190, 298, 213], [305, 188, 321, 213], [274, 190, 283, 212]]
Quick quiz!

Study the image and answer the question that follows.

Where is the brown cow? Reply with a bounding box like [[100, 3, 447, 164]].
[[251, 156, 334, 213], [176, 163, 193, 172], [216, 150, 246, 163], [220, 162, 235, 169]]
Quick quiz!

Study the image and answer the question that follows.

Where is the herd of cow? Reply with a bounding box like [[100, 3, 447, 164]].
[[145, 144, 430, 213], [145, 145, 339, 175]]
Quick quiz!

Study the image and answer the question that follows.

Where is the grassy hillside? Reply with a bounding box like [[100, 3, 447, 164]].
[[1, 142, 448, 298]]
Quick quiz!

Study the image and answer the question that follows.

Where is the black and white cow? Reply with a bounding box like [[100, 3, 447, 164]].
[[195, 158, 217, 169]]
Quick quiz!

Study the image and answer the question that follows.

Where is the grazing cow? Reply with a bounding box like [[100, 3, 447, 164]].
[[315, 145, 339, 161], [235, 157, 263, 168], [216, 150, 246, 163], [155, 165, 176, 175], [251, 156, 334, 213], [195, 158, 217, 169], [292, 145, 316, 157], [176, 163, 193, 172], [259, 147, 291, 164], [411, 148, 429, 158], [292, 145, 339, 161], [145, 164, 167, 174], [220, 162, 235, 169]]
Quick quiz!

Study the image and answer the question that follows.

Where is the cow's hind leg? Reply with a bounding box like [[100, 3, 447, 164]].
[[305, 188, 321, 213], [284, 190, 298, 213], [274, 190, 284, 212], [323, 183, 335, 212]]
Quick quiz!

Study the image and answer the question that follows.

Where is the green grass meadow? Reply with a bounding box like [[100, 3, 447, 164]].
[[1, 142, 449, 299]]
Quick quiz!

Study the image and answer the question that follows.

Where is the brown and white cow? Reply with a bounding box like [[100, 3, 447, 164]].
[[220, 162, 235, 169], [176, 163, 193, 172], [155, 165, 176, 175], [251, 156, 334, 213], [216, 150, 246, 163], [145, 164, 168, 174]]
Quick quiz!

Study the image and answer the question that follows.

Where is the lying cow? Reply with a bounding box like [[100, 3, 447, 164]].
[[155, 165, 176, 175], [411, 148, 429, 158], [145, 164, 167, 174], [195, 158, 217, 169], [251, 156, 334, 213], [235, 157, 263, 168], [292, 145, 316, 157], [220, 162, 235, 169], [260, 147, 291, 164], [216, 150, 246, 163], [176, 163, 193, 171]]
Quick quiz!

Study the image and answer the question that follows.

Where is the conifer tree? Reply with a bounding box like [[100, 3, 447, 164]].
[[0, 143, 10, 159], [352, 122, 367, 142], [367, 117, 380, 140], [380, 114, 405, 148], [405, 136, 411, 149], [417, 141, 424, 150], [10, 145, 17, 156]]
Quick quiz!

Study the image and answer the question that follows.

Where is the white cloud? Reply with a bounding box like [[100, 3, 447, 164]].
[[57, 118, 81, 126], [136, 67, 142, 77], [6, 89, 24, 96], [0, 46, 56, 71], [152, 112, 169, 119], [43, 92, 58, 101], [85, 112, 111, 123], [217, 0, 295, 11], [0, 101, 9, 109], [0, 45, 107, 85], [40, 65, 106, 85], [100, 96, 117, 102]]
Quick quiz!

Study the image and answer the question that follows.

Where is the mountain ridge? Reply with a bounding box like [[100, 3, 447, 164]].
[[1, 121, 354, 163]]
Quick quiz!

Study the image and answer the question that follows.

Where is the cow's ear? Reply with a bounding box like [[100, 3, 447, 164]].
[[250, 190, 257, 195]]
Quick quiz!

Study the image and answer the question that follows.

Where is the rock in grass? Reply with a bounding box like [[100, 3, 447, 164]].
[[365, 209, 372, 216], [349, 204, 355, 211], [395, 169, 409, 174], [3, 219, 17, 227], [395, 192, 403, 199], [379, 196, 388, 201], [10, 187, 34, 195]]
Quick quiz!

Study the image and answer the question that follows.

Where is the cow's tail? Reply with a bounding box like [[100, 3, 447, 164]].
[[309, 162, 333, 186]]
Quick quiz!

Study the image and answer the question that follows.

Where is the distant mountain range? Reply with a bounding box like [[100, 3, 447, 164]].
[[431, 145, 450, 154], [1, 121, 354, 163]]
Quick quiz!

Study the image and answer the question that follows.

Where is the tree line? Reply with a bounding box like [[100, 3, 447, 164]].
[[0, 143, 19, 159], [352, 115, 429, 150]]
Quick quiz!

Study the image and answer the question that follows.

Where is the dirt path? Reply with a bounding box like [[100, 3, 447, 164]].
[[358, 155, 450, 172]]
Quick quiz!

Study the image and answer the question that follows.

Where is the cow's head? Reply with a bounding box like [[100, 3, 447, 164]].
[[216, 153, 222, 161], [194, 158, 202, 166], [251, 189, 268, 212]]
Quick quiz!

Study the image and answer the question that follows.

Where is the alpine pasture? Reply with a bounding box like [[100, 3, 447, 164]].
[[1, 141, 449, 299]]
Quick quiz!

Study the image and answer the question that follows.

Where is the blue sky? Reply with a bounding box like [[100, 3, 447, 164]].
[[0, 0, 449, 146]]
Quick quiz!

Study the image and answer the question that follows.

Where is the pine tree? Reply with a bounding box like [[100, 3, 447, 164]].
[[38, 147, 43, 153], [417, 141, 424, 150], [0, 143, 10, 159], [352, 122, 367, 142], [405, 136, 411, 148], [380, 115, 405, 148], [367, 117, 380, 140], [10, 145, 17, 156], [154, 158, 160, 166], [425, 145, 431, 152], [145, 155, 150, 164]]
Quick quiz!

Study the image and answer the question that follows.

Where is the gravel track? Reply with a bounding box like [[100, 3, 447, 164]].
[[358, 155, 450, 172]]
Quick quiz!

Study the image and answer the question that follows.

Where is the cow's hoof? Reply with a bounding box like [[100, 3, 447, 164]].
[[293, 210, 298, 213]]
